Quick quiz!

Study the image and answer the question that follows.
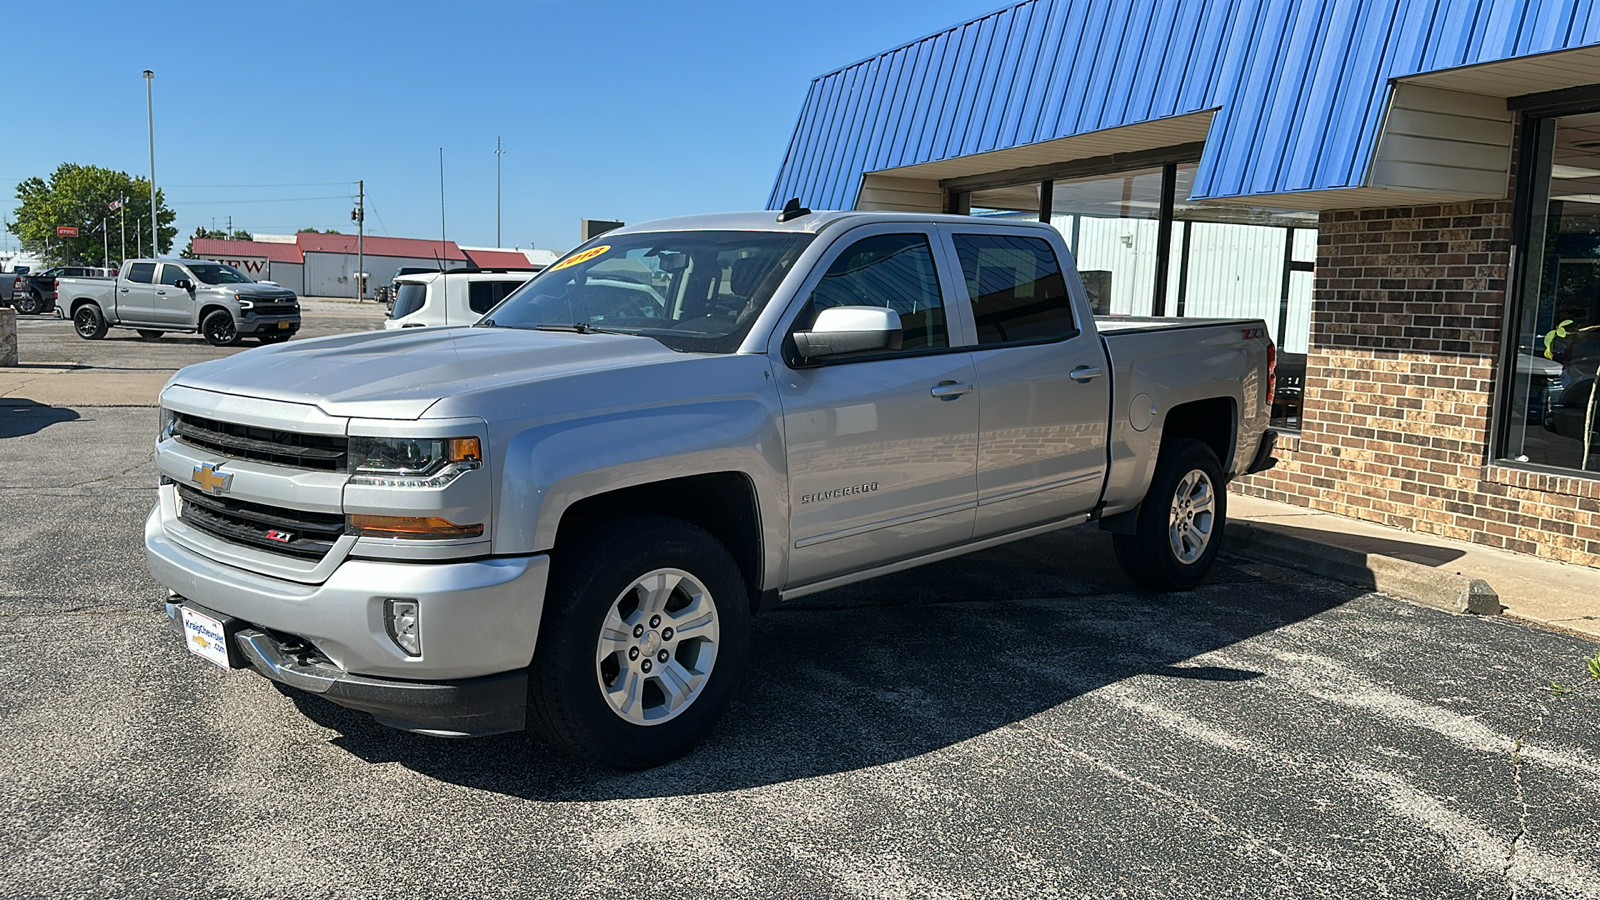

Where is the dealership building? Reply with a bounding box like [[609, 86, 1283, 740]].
[[770, 0, 1600, 568]]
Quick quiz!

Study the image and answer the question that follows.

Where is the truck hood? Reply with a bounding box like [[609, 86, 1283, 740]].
[[167, 326, 682, 419], [228, 283, 297, 300]]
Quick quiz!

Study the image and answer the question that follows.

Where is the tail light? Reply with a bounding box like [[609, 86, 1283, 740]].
[[1266, 342, 1277, 407]]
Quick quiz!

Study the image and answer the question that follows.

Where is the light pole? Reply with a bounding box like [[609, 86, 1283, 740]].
[[494, 136, 504, 248], [144, 70, 157, 255]]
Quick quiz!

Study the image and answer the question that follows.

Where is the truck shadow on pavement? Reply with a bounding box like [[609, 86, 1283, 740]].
[[286, 525, 1349, 798], [0, 402, 80, 438]]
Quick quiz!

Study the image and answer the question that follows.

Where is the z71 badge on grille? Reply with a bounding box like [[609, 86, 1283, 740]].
[[264, 530, 294, 543], [191, 463, 233, 494]]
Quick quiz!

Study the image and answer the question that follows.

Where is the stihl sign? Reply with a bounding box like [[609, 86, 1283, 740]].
[[56, 226, 78, 237]]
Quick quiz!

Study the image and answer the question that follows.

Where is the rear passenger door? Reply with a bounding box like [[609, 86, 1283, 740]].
[[118, 262, 159, 323], [774, 226, 979, 587], [938, 226, 1111, 538]]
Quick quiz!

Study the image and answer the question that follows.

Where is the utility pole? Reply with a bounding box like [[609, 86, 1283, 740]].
[[495, 136, 504, 248], [144, 70, 157, 255], [351, 179, 365, 299], [119, 196, 126, 263], [226, 215, 231, 236], [102, 218, 108, 268]]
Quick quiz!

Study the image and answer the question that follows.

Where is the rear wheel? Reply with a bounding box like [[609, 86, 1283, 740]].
[[201, 310, 239, 346], [16, 292, 43, 315], [528, 516, 750, 770], [1113, 438, 1227, 591], [72, 304, 108, 340], [136, 329, 164, 341]]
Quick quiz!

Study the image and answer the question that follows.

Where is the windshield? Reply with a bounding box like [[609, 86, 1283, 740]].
[[482, 230, 813, 353], [189, 263, 253, 285]]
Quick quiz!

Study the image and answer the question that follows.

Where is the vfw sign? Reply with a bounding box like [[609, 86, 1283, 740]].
[[215, 256, 270, 279]]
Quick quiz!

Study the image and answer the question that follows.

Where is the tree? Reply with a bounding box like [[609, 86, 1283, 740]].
[[297, 226, 342, 234], [9, 163, 177, 266], [180, 225, 253, 258]]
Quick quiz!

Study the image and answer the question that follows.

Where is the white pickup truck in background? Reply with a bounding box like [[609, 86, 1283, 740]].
[[147, 208, 1278, 769]]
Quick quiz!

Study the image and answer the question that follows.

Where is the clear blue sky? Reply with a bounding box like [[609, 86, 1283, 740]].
[[1, 0, 987, 254]]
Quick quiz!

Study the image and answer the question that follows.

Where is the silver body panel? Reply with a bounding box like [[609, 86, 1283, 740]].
[[145, 210, 1272, 689]]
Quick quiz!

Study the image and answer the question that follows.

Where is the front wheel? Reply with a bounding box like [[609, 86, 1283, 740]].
[[201, 310, 239, 346], [16, 292, 43, 315], [528, 516, 750, 770], [1114, 438, 1227, 591], [73, 304, 108, 340]]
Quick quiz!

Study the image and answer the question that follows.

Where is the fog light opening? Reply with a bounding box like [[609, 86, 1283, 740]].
[[385, 599, 422, 657]]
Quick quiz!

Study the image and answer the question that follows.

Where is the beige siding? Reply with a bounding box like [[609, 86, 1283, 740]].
[[854, 174, 944, 213], [1366, 84, 1512, 199]]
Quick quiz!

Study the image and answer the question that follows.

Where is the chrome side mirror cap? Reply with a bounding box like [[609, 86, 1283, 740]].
[[793, 306, 903, 360]]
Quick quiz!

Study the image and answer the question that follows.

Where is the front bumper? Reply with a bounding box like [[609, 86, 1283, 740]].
[[166, 603, 527, 736], [145, 505, 549, 682], [236, 314, 301, 335]]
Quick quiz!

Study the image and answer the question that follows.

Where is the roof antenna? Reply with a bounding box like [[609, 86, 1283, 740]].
[[776, 197, 811, 223]]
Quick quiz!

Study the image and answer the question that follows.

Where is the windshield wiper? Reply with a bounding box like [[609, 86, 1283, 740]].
[[532, 323, 625, 335]]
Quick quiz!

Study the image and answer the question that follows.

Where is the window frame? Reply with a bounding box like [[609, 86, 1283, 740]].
[[1491, 94, 1600, 480], [771, 222, 975, 369]]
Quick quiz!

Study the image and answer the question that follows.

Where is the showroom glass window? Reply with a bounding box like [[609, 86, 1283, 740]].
[[1499, 110, 1600, 475], [950, 155, 1316, 431]]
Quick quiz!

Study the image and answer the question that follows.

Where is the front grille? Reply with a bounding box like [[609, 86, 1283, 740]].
[[251, 302, 298, 316], [177, 485, 344, 560], [174, 413, 346, 471]]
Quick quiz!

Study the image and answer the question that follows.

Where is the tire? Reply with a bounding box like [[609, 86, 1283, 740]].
[[201, 310, 240, 347], [16, 292, 42, 315], [136, 329, 164, 341], [1113, 438, 1227, 591], [72, 304, 108, 340], [528, 516, 750, 770]]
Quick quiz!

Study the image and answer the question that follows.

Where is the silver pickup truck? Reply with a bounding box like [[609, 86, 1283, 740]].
[[57, 258, 300, 345], [145, 210, 1278, 768]]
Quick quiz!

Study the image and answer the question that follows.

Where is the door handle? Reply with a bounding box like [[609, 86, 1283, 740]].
[[156, 290, 166, 295], [1069, 366, 1103, 383], [119, 288, 129, 292], [930, 381, 973, 400]]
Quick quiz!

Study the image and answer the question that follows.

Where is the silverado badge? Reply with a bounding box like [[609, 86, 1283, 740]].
[[191, 462, 233, 494]]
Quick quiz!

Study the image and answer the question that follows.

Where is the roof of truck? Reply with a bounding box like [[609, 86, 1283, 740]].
[[607, 209, 1055, 236]]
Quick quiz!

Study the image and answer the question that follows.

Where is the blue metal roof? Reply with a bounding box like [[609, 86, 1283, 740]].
[[769, 0, 1600, 209]]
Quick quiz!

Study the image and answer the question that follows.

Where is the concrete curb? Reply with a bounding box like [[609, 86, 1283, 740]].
[[1226, 520, 1502, 616]]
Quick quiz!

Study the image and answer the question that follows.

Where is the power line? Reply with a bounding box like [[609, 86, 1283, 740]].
[[163, 181, 356, 188], [172, 195, 350, 205]]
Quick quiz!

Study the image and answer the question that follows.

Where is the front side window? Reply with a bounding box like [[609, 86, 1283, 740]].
[[159, 264, 188, 286], [486, 231, 813, 353], [796, 233, 947, 352], [1500, 110, 1600, 475], [126, 262, 155, 284], [951, 233, 1075, 344]]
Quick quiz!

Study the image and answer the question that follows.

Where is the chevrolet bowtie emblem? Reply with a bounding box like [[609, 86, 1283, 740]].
[[191, 463, 233, 494]]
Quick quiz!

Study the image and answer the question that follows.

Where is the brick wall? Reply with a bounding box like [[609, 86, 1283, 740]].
[[1233, 201, 1600, 569]]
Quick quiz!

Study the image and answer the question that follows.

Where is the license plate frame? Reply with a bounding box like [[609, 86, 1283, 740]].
[[181, 606, 237, 669], [277, 320, 291, 330]]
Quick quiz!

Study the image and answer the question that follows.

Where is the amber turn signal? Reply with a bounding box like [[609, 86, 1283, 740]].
[[347, 514, 484, 540]]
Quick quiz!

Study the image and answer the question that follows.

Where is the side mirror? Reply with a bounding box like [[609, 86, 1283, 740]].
[[174, 278, 193, 290], [792, 306, 903, 360]]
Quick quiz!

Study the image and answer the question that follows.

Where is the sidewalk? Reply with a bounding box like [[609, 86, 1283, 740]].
[[1227, 493, 1600, 642]]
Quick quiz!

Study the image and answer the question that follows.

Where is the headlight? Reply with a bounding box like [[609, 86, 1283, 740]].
[[348, 436, 482, 487], [158, 407, 177, 442], [237, 298, 254, 310]]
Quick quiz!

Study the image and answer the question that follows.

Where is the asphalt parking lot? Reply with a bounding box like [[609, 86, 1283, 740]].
[[2, 306, 1598, 899]]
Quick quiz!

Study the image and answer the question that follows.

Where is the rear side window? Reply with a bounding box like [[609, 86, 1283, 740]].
[[468, 279, 528, 315], [126, 263, 156, 284], [951, 234, 1075, 345], [391, 283, 428, 319], [799, 233, 947, 352]]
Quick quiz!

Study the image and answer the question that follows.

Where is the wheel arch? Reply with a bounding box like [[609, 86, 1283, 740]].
[[1159, 396, 1237, 473]]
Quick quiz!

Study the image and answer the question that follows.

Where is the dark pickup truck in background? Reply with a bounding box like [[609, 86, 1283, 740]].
[[3, 265, 115, 316]]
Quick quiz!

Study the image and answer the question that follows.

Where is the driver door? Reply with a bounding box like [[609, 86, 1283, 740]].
[[773, 226, 979, 588]]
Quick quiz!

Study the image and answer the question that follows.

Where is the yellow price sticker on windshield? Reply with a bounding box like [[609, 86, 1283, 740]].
[[551, 245, 610, 271]]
